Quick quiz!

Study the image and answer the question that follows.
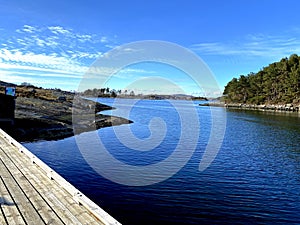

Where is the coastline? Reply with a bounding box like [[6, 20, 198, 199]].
[[3, 96, 132, 142], [224, 103, 300, 112], [200, 102, 300, 113]]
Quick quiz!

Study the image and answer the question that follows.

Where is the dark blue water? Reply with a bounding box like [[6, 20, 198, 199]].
[[24, 99, 300, 225]]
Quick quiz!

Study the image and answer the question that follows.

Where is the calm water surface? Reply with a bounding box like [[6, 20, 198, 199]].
[[24, 98, 300, 225]]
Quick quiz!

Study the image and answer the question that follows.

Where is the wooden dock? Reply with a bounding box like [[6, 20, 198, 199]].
[[0, 129, 121, 225]]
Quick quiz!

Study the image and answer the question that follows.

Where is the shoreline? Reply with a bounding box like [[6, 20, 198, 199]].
[[2, 96, 132, 142], [200, 102, 300, 113]]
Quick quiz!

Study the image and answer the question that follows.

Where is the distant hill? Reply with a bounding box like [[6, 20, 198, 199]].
[[223, 54, 300, 105]]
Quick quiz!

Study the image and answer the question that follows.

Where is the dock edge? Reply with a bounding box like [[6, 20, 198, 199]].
[[0, 128, 122, 225]]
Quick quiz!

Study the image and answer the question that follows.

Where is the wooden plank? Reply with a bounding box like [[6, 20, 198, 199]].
[[0, 146, 64, 224], [0, 156, 44, 224], [0, 177, 10, 225], [0, 151, 65, 225], [0, 176, 25, 225], [0, 130, 111, 225], [1, 141, 96, 225], [1, 140, 105, 225], [0, 206, 7, 225], [1, 146, 85, 225]]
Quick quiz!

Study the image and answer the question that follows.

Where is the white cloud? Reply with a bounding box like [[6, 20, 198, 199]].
[[0, 71, 79, 89], [17, 25, 39, 34], [0, 24, 120, 90], [76, 34, 93, 42], [191, 33, 300, 58], [72, 51, 102, 59], [9, 25, 116, 59], [0, 61, 85, 77], [84, 66, 156, 80], [7, 69, 81, 79], [100, 36, 108, 43], [0, 49, 89, 81], [0, 72, 40, 85], [35, 38, 47, 47], [0, 49, 66, 66], [48, 26, 72, 35]]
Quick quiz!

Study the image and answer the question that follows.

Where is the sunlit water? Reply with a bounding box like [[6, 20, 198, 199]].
[[24, 98, 300, 225]]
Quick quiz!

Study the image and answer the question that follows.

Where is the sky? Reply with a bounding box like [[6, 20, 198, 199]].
[[1, 0, 300, 96]]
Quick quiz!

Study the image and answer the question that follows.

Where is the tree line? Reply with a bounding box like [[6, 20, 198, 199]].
[[223, 54, 300, 104], [83, 88, 135, 98]]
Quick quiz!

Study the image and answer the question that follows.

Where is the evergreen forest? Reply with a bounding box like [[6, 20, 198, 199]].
[[223, 54, 300, 105]]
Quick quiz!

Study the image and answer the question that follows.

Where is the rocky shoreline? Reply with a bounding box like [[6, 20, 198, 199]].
[[224, 103, 300, 112], [200, 102, 300, 112], [1, 87, 132, 142]]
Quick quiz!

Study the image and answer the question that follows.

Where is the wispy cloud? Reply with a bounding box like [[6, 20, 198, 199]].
[[48, 26, 72, 35], [191, 33, 300, 58], [0, 48, 87, 75], [16, 25, 40, 34], [0, 24, 118, 89], [11, 24, 112, 57]]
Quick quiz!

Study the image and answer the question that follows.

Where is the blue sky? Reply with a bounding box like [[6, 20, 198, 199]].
[[1, 0, 300, 96]]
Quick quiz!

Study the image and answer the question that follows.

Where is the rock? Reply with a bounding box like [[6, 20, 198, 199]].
[[57, 96, 66, 102], [2, 94, 132, 142]]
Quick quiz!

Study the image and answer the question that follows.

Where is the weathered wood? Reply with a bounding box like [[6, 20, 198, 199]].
[[0, 157, 44, 224], [0, 176, 25, 225], [4, 149, 86, 224], [0, 207, 7, 225], [0, 150, 64, 225], [0, 129, 120, 225], [1, 143, 97, 224]]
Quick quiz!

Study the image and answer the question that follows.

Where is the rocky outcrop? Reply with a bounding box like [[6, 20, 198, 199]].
[[199, 101, 300, 112], [224, 103, 300, 112], [0, 87, 132, 142]]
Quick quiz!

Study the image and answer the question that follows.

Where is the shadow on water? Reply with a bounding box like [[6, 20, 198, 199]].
[[227, 108, 300, 132], [1, 118, 74, 142]]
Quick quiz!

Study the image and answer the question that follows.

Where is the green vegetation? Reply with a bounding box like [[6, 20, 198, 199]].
[[223, 54, 300, 105], [82, 88, 132, 98], [191, 96, 208, 101]]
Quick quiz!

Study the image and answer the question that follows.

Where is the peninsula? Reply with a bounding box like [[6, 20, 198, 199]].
[[0, 81, 132, 142], [223, 54, 300, 107]]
